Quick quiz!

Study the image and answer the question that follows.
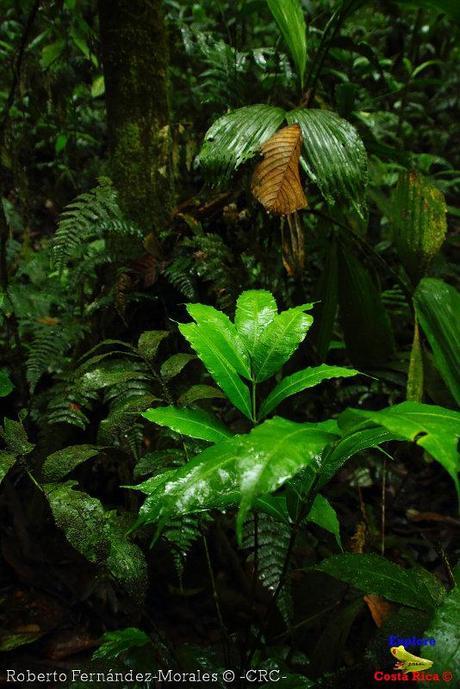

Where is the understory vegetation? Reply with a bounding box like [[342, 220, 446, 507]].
[[0, 1, 459, 687]]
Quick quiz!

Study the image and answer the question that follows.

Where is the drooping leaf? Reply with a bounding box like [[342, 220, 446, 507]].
[[197, 105, 286, 185], [418, 582, 460, 686], [142, 406, 232, 443], [178, 384, 226, 407], [307, 494, 341, 547], [414, 278, 460, 406], [251, 124, 308, 215], [252, 304, 314, 382], [391, 170, 447, 282], [179, 322, 252, 419], [160, 353, 196, 380], [316, 553, 445, 611], [44, 482, 110, 564], [0, 418, 35, 456], [105, 512, 148, 602], [42, 444, 100, 482], [338, 246, 396, 367], [186, 303, 251, 378], [0, 451, 16, 486], [136, 417, 338, 543], [286, 108, 368, 216], [266, 0, 307, 86], [342, 402, 460, 498], [234, 289, 278, 357], [259, 364, 359, 418]]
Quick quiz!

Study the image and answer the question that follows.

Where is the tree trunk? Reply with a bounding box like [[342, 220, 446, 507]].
[[98, 0, 173, 232]]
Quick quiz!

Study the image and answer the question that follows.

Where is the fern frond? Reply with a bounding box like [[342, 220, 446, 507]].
[[164, 256, 196, 299], [164, 513, 213, 581]]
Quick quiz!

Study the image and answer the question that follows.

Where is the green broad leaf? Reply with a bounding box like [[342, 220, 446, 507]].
[[44, 482, 110, 564], [419, 583, 460, 686], [197, 105, 286, 185], [41, 39, 65, 69], [414, 278, 460, 406], [80, 362, 146, 391], [0, 451, 16, 486], [266, 0, 307, 87], [142, 405, 232, 443], [319, 425, 401, 489], [338, 246, 396, 367], [0, 368, 14, 397], [137, 330, 169, 360], [42, 445, 100, 482], [316, 553, 445, 611], [255, 494, 291, 523], [307, 494, 341, 547], [286, 108, 368, 216], [186, 303, 251, 378], [234, 290, 278, 359], [391, 170, 447, 282], [91, 74, 105, 98], [135, 417, 338, 542], [179, 322, 252, 419], [259, 364, 359, 418], [252, 305, 314, 382], [343, 402, 460, 498], [1, 418, 35, 456], [178, 384, 226, 407], [105, 512, 148, 602], [160, 353, 196, 380], [93, 628, 151, 661]]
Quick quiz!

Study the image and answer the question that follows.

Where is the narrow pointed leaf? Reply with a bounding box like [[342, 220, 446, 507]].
[[391, 170, 447, 282], [179, 322, 252, 419], [42, 444, 100, 482], [286, 108, 368, 216], [178, 385, 226, 407], [198, 105, 286, 185], [266, 0, 307, 86], [259, 364, 359, 418], [251, 124, 308, 215], [316, 553, 445, 611], [160, 353, 195, 380], [414, 278, 460, 406], [234, 289, 278, 360], [307, 494, 341, 547], [142, 405, 232, 443], [342, 402, 460, 498], [186, 303, 251, 378], [253, 305, 314, 382]]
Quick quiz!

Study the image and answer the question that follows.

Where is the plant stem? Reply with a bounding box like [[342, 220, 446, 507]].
[[251, 379, 257, 424]]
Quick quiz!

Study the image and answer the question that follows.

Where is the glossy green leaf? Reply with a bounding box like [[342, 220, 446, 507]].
[[93, 628, 151, 661], [179, 322, 252, 419], [391, 170, 447, 282], [414, 278, 460, 406], [286, 108, 368, 216], [0, 451, 16, 486], [160, 353, 196, 380], [234, 290, 277, 358], [197, 105, 286, 185], [307, 494, 341, 547], [105, 512, 148, 602], [252, 305, 313, 382], [136, 417, 338, 543], [338, 246, 396, 366], [266, 0, 307, 87], [419, 583, 460, 686], [42, 444, 100, 482], [259, 364, 359, 418], [142, 405, 232, 443], [316, 553, 445, 611], [1, 418, 35, 456], [186, 303, 251, 378], [343, 402, 460, 498], [178, 384, 226, 406], [45, 482, 110, 564]]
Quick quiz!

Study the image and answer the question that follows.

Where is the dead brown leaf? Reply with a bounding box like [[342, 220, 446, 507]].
[[364, 594, 394, 627], [251, 124, 308, 215]]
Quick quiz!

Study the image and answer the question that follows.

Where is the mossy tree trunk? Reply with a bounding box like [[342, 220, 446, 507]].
[[98, 0, 173, 233]]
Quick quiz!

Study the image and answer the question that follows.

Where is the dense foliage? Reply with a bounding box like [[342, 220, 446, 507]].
[[0, 1, 459, 688]]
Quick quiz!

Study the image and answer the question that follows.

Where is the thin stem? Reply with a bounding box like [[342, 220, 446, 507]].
[[381, 458, 387, 556], [202, 531, 230, 666]]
